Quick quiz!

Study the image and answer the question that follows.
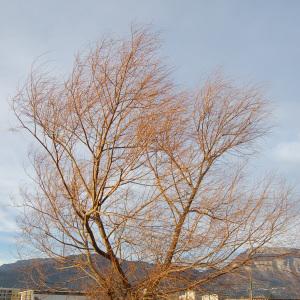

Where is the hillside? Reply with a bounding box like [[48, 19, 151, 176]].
[[0, 248, 299, 298], [209, 248, 300, 298]]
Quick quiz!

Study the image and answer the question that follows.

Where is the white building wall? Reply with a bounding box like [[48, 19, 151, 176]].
[[20, 291, 86, 300], [34, 294, 86, 300], [201, 294, 218, 300], [179, 290, 196, 300]]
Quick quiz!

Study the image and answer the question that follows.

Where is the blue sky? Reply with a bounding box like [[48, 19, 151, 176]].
[[1, 0, 300, 264]]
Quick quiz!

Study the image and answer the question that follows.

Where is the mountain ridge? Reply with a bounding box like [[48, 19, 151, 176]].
[[0, 247, 299, 298]]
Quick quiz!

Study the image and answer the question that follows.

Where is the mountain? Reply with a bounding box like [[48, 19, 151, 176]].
[[0, 255, 151, 290], [0, 257, 84, 289], [208, 247, 300, 298], [0, 248, 299, 298]]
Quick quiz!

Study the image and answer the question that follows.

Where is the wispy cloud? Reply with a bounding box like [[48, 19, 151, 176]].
[[0, 209, 18, 232], [273, 140, 300, 163]]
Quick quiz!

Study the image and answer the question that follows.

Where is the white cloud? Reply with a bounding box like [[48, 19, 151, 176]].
[[0, 213, 18, 232], [273, 141, 300, 163]]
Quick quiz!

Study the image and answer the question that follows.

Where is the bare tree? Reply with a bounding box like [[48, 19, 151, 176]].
[[12, 28, 293, 300]]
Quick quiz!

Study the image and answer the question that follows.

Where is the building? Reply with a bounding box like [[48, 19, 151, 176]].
[[172, 290, 218, 300], [0, 288, 21, 300], [201, 294, 218, 300], [19, 290, 86, 300], [179, 290, 197, 300]]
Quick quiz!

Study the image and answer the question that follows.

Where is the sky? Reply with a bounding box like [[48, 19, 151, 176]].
[[1, 0, 300, 264]]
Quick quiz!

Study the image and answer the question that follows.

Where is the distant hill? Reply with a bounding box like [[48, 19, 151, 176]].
[[208, 247, 300, 298], [0, 248, 300, 298], [0, 255, 151, 290], [0, 257, 84, 289]]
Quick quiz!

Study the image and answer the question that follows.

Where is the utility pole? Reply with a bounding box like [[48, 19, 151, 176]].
[[249, 268, 253, 300]]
